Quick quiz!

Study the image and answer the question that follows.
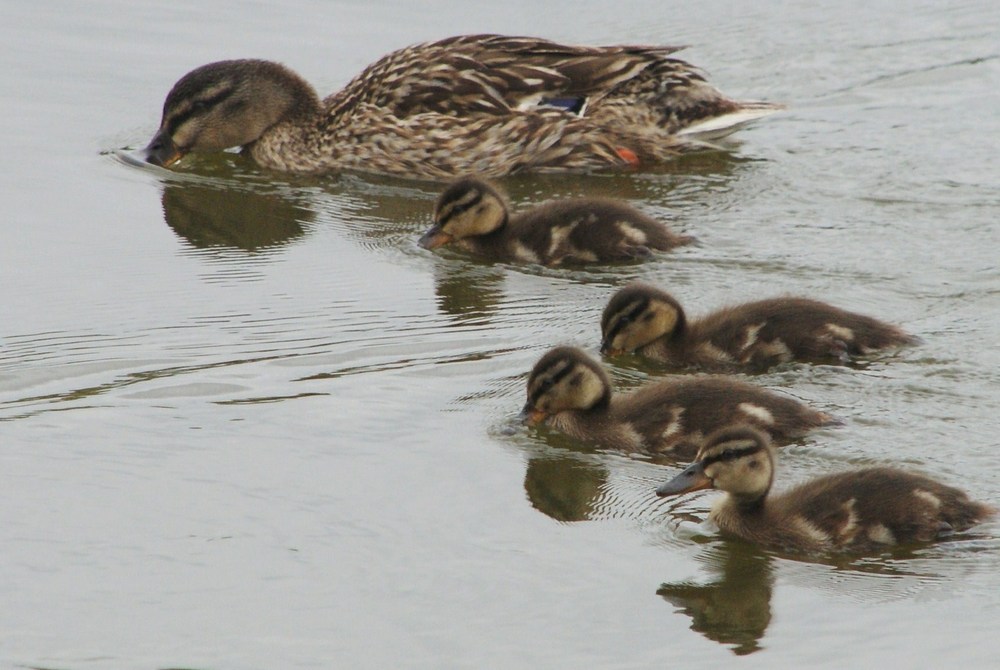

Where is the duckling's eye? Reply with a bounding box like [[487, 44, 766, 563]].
[[642, 313, 654, 322]]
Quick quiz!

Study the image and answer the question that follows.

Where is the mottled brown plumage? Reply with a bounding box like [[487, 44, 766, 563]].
[[419, 177, 693, 265], [521, 347, 832, 460], [143, 35, 782, 179], [601, 283, 918, 370], [657, 426, 995, 554]]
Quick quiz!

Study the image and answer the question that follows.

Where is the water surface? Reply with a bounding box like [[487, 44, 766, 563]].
[[3, 1, 1000, 667]]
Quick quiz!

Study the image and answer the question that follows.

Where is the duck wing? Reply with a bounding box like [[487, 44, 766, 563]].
[[326, 34, 688, 118]]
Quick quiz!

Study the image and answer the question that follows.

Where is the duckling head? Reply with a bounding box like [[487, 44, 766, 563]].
[[601, 283, 686, 355], [145, 59, 320, 167], [521, 346, 612, 426], [657, 426, 775, 504], [419, 177, 509, 249]]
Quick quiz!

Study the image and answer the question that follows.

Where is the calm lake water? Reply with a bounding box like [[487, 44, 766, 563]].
[[3, 1, 1000, 667]]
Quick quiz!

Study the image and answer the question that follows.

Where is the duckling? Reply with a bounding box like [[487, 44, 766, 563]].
[[656, 426, 995, 554], [143, 35, 782, 179], [522, 347, 833, 460], [601, 283, 918, 370], [419, 177, 693, 265]]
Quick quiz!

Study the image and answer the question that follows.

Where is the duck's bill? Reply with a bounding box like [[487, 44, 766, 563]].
[[418, 225, 453, 250], [143, 131, 183, 167], [599, 338, 623, 356], [518, 403, 547, 427], [656, 460, 713, 497]]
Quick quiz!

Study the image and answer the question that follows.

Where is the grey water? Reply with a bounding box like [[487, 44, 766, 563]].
[[3, 0, 999, 667]]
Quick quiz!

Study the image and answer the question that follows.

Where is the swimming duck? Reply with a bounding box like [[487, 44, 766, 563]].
[[656, 425, 995, 554], [522, 347, 833, 460], [143, 35, 782, 179], [419, 176, 693, 265], [601, 283, 918, 370]]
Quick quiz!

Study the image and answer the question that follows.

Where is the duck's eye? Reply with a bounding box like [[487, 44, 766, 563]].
[[642, 312, 654, 322]]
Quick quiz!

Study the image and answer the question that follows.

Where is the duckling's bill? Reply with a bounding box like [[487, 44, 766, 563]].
[[599, 335, 623, 356], [519, 403, 547, 427], [418, 225, 453, 250], [656, 460, 713, 497], [144, 131, 183, 167]]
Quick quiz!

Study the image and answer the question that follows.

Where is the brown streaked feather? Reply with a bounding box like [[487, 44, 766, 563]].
[[146, 35, 781, 178]]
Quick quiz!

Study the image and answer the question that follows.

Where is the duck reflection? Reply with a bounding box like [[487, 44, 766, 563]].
[[430, 262, 507, 321], [160, 181, 311, 251], [523, 454, 609, 522], [657, 544, 774, 656]]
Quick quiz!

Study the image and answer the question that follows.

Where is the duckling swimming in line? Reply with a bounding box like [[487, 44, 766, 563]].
[[601, 283, 918, 370], [419, 177, 693, 265], [143, 35, 782, 179], [522, 347, 833, 460], [656, 426, 995, 554]]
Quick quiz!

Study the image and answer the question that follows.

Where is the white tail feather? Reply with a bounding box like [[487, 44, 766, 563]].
[[676, 104, 784, 141]]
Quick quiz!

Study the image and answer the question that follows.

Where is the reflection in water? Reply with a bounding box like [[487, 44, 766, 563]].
[[523, 456, 609, 522], [431, 262, 507, 322], [657, 544, 774, 656], [517, 428, 668, 524], [160, 181, 312, 251]]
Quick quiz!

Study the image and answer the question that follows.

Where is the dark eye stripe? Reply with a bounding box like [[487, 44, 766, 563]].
[[528, 361, 574, 406], [702, 443, 762, 466], [439, 192, 483, 224], [165, 87, 235, 137], [605, 297, 649, 343]]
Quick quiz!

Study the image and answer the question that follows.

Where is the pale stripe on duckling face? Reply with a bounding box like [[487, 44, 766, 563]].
[[527, 355, 607, 413], [435, 186, 483, 224], [701, 436, 772, 498], [603, 295, 682, 354]]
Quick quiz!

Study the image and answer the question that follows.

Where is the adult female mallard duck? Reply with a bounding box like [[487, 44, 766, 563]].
[[600, 283, 918, 370], [521, 347, 833, 460], [143, 35, 782, 179], [419, 176, 693, 265], [656, 426, 995, 554]]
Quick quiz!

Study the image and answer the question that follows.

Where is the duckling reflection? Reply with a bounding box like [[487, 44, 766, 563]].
[[161, 182, 309, 251], [657, 544, 773, 655], [430, 262, 506, 322], [524, 455, 609, 522]]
